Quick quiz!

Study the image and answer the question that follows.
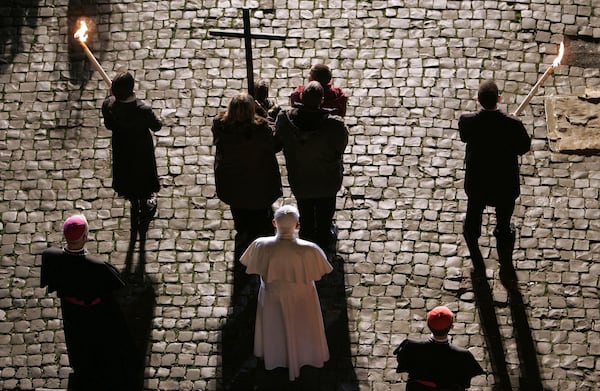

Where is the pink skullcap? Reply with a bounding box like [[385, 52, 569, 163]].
[[63, 214, 88, 242], [427, 306, 454, 331]]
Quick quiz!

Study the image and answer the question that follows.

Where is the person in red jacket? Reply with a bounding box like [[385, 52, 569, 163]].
[[290, 63, 348, 117]]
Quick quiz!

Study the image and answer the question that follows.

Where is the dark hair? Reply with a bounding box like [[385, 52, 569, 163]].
[[309, 64, 332, 85], [430, 327, 451, 337], [302, 81, 324, 108], [111, 72, 135, 101], [254, 79, 269, 101], [224, 93, 255, 123], [477, 80, 499, 110]]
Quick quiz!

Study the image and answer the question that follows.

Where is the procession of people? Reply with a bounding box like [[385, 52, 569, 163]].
[[37, 57, 542, 390]]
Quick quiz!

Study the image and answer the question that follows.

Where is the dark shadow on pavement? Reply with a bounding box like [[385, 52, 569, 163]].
[[220, 228, 266, 391], [470, 238, 547, 391], [313, 255, 359, 391], [0, 0, 40, 71], [471, 268, 512, 391], [498, 261, 546, 391], [220, 261, 260, 391], [67, 0, 111, 87], [116, 221, 158, 391], [123, 198, 156, 278]]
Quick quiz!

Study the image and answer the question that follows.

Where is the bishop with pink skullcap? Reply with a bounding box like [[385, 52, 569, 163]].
[[63, 214, 88, 243], [40, 213, 136, 388]]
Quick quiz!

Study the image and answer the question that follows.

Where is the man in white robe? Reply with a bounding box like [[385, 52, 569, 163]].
[[240, 205, 333, 381]]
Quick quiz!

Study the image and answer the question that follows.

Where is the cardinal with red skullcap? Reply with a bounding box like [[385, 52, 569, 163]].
[[393, 305, 484, 391]]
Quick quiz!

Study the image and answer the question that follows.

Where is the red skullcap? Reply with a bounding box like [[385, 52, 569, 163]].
[[63, 215, 88, 242], [427, 306, 454, 331]]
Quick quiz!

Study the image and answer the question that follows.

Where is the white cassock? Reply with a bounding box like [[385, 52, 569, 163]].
[[240, 232, 333, 381]]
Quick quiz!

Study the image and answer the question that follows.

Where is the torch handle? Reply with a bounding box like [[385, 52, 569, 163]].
[[79, 41, 112, 89], [512, 65, 555, 116]]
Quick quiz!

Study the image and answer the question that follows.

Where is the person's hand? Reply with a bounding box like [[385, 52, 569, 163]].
[[255, 100, 268, 118], [268, 105, 281, 119]]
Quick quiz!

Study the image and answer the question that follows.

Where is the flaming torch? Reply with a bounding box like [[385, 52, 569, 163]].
[[74, 19, 111, 88], [513, 42, 565, 116]]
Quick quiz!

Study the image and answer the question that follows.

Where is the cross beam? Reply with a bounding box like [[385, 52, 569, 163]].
[[209, 8, 288, 97]]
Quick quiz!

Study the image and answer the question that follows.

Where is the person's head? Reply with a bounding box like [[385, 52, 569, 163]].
[[225, 93, 256, 123], [254, 79, 269, 102], [477, 80, 501, 110], [111, 72, 135, 101], [308, 63, 332, 85], [63, 214, 89, 250], [302, 81, 324, 108], [273, 205, 300, 234], [427, 306, 454, 337]]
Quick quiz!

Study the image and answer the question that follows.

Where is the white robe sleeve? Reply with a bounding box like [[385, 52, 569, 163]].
[[239, 240, 255, 267], [240, 237, 333, 283]]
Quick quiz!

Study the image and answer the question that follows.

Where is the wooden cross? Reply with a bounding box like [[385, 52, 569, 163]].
[[209, 8, 288, 97]]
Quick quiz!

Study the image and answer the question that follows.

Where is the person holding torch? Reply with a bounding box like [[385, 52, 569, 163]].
[[458, 80, 531, 277], [101, 72, 162, 274]]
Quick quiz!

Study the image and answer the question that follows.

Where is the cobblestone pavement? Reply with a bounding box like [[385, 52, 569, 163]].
[[1, 1, 599, 390]]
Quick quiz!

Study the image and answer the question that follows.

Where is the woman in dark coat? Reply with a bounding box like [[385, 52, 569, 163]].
[[212, 93, 282, 261], [212, 93, 282, 388], [101, 72, 162, 273]]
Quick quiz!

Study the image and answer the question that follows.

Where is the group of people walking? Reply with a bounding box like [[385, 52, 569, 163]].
[[39, 59, 533, 390], [213, 63, 349, 263], [213, 64, 350, 384]]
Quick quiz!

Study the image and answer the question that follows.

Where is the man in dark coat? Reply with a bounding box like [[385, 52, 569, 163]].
[[102, 72, 162, 273], [458, 80, 531, 271], [290, 63, 348, 117], [394, 306, 485, 391], [276, 81, 348, 258], [41, 215, 136, 391]]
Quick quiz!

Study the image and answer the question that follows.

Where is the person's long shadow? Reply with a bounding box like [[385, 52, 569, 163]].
[[58, 0, 113, 137], [0, 0, 40, 70], [498, 260, 545, 391], [115, 221, 157, 391], [220, 259, 260, 390], [470, 246, 546, 390], [471, 267, 513, 391], [312, 255, 359, 391], [67, 0, 111, 87]]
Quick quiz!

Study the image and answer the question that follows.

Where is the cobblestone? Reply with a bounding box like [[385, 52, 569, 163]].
[[0, 1, 599, 390]]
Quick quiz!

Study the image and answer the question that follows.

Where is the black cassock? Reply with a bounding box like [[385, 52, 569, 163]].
[[101, 97, 162, 200], [41, 247, 136, 391], [394, 338, 484, 391]]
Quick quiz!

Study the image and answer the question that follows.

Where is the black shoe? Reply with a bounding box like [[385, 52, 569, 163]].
[[139, 197, 157, 225]]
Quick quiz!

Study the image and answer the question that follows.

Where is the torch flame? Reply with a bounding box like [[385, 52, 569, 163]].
[[552, 41, 564, 68], [74, 19, 88, 43]]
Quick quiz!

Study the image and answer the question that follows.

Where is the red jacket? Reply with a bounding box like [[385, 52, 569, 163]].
[[290, 83, 348, 117]]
